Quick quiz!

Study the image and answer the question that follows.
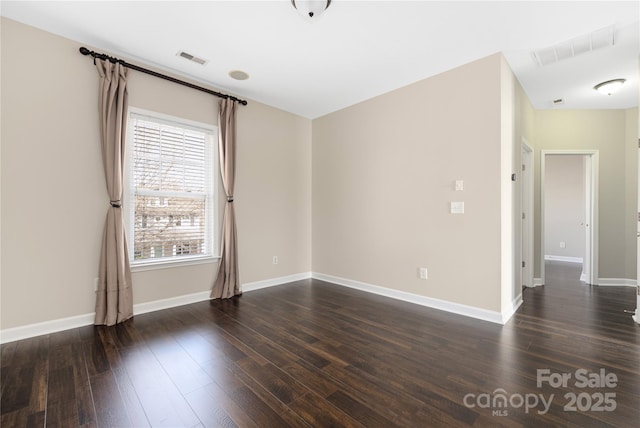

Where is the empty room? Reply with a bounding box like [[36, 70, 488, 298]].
[[1, 1, 639, 427]]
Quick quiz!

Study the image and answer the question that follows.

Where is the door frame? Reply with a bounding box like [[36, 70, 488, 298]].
[[540, 150, 599, 285], [521, 139, 534, 288]]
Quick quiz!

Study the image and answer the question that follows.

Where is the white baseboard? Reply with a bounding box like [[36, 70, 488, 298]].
[[0, 312, 95, 345], [525, 277, 635, 287], [0, 273, 314, 344], [597, 278, 637, 287], [242, 272, 311, 292], [503, 293, 523, 322], [312, 272, 508, 325], [0, 290, 212, 344], [528, 278, 544, 287], [544, 255, 583, 264]]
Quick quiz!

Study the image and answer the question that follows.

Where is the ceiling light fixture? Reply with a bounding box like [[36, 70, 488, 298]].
[[291, 0, 331, 20], [593, 79, 626, 95]]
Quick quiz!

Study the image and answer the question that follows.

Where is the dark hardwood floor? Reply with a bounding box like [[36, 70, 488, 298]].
[[2, 261, 639, 427]]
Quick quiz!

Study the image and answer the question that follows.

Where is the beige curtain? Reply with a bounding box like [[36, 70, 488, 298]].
[[211, 98, 241, 299], [94, 59, 134, 325]]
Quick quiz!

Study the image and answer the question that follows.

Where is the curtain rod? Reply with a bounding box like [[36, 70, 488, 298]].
[[79, 47, 248, 106]]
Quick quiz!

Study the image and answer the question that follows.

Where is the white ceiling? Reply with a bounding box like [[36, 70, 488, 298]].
[[2, 1, 638, 119]]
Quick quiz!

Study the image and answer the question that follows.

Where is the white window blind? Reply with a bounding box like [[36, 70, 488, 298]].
[[127, 112, 215, 265]]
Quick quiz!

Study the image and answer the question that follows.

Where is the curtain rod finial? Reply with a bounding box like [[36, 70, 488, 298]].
[[79, 47, 92, 56]]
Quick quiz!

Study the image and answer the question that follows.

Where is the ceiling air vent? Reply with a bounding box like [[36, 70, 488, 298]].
[[177, 50, 208, 65], [532, 25, 615, 66]]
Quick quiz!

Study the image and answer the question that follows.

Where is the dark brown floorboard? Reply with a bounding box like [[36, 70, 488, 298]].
[[1, 261, 638, 427]]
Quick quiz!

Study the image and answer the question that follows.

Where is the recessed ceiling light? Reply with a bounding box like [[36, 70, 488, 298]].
[[593, 79, 626, 95], [229, 70, 249, 81]]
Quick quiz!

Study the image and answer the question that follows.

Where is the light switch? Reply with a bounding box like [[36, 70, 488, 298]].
[[455, 180, 464, 191], [450, 201, 465, 214]]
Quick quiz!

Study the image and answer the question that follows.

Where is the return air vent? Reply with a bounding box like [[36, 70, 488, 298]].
[[176, 50, 208, 65], [532, 25, 615, 66]]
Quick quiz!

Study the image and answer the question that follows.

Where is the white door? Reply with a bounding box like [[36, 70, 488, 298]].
[[583, 155, 592, 283], [635, 140, 639, 324]]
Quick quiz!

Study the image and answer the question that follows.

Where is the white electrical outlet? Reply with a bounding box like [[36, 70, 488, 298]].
[[93, 277, 99, 292], [273, 256, 278, 265], [450, 201, 464, 214], [560, 241, 566, 249], [419, 267, 428, 280]]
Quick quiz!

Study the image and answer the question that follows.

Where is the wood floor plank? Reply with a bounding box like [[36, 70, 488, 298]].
[[225, 384, 294, 427], [235, 358, 308, 405], [325, 389, 403, 428], [184, 386, 239, 428], [0, 262, 638, 427], [1, 366, 36, 416], [143, 334, 213, 395], [281, 358, 341, 398], [117, 345, 201, 427], [200, 353, 310, 428], [288, 391, 365, 428], [111, 367, 150, 428], [46, 365, 80, 426], [89, 371, 132, 428]]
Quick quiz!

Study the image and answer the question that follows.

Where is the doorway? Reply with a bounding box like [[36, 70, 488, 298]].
[[540, 150, 599, 285], [521, 140, 533, 288]]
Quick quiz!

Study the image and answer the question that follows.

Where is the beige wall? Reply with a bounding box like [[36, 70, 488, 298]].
[[3, 18, 636, 332], [1, 18, 311, 329], [313, 54, 506, 313], [544, 155, 586, 259], [534, 109, 638, 280]]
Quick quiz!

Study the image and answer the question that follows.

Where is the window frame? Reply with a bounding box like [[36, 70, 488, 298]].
[[124, 107, 219, 271]]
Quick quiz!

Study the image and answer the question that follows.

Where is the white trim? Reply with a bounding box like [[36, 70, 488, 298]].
[[521, 139, 534, 289], [242, 272, 312, 292], [312, 272, 510, 324], [133, 290, 211, 315], [5, 270, 535, 344], [540, 150, 599, 287], [0, 290, 212, 344], [0, 313, 95, 344], [0, 273, 314, 344], [132, 255, 220, 272], [503, 293, 523, 322], [528, 276, 636, 287], [513, 294, 523, 311], [597, 278, 637, 287], [125, 106, 220, 267], [544, 255, 584, 264]]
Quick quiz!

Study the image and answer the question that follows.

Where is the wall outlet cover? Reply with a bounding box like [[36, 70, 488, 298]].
[[450, 201, 465, 214]]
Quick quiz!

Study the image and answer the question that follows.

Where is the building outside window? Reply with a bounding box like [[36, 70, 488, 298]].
[[126, 109, 217, 267]]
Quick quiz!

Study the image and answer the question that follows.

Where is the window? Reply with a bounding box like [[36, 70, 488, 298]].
[[126, 110, 217, 267]]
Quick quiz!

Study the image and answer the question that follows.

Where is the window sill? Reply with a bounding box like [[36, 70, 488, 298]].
[[131, 255, 220, 272]]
